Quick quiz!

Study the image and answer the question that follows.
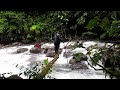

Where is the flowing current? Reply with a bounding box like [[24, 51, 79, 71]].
[[0, 41, 111, 79]]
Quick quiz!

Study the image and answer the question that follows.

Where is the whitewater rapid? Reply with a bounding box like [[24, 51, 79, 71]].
[[0, 41, 111, 79]]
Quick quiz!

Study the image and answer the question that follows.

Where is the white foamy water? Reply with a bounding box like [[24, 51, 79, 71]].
[[0, 41, 110, 79]]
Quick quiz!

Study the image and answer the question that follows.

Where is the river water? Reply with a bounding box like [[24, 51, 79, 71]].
[[0, 41, 111, 79]]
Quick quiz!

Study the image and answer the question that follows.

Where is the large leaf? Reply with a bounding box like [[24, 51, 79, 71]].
[[100, 32, 108, 39], [77, 16, 85, 25], [109, 20, 119, 37], [100, 17, 110, 30], [30, 25, 37, 31], [86, 16, 99, 30], [43, 58, 49, 66], [0, 18, 7, 23], [74, 11, 81, 17]]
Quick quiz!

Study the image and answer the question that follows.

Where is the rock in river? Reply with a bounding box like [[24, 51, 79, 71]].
[[16, 48, 28, 53], [30, 47, 41, 54], [70, 62, 88, 70]]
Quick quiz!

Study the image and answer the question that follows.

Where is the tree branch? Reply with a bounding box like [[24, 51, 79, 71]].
[[88, 54, 120, 79], [86, 60, 103, 71]]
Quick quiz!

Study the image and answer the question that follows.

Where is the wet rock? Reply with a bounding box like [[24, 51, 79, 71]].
[[12, 42, 23, 46], [0, 45, 3, 49], [3, 45, 10, 48], [45, 48, 62, 56], [6, 75, 23, 79], [69, 58, 76, 64], [17, 48, 28, 53], [30, 47, 41, 54], [70, 62, 88, 70], [11, 42, 19, 46], [42, 47, 52, 54], [69, 53, 87, 64], [46, 51, 55, 57]]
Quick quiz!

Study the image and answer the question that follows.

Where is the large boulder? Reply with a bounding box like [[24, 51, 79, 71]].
[[70, 62, 88, 70], [16, 48, 28, 53], [45, 48, 62, 57], [68, 48, 88, 70], [30, 47, 41, 54], [69, 53, 87, 64]]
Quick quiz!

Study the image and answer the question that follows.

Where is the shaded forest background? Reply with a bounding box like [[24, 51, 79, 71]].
[[0, 11, 120, 44]]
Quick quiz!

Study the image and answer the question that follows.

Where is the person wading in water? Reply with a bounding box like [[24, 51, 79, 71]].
[[53, 32, 64, 54]]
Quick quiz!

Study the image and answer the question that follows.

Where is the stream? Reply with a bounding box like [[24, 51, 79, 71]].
[[0, 40, 111, 79]]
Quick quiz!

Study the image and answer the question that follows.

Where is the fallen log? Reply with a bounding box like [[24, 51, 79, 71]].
[[34, 54, 59, 79]]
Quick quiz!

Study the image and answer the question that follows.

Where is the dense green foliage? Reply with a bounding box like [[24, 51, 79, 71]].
[[87, 43, 120, 79], [0, 11, 120, 44]]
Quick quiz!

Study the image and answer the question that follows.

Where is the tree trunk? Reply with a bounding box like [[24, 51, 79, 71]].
[[34, 54, 59, 79]]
